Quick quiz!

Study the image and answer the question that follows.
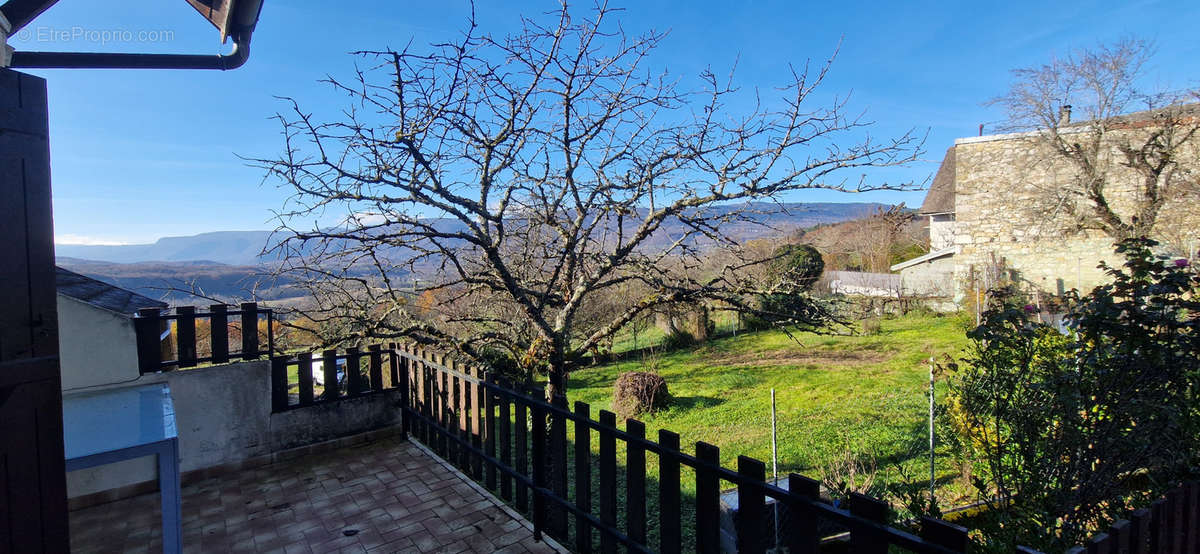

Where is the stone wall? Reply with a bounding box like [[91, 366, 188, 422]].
[[950, 128, 1200, 296]]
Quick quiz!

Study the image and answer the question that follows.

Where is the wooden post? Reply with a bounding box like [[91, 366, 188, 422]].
[[175, 306, 196, 368], [209, 304, 229, 364], [531, 399, 547, 541], [135, 308, 163, 373], [240, 302, 259, 359], [321, 349, 338, 400], [848, 493, 889, 554], [500, 382, 514, 501], [574, 402, 593, 553], [626, 418, 647, 546], [658, 430, 682, 554], [368, 344, 383, 392], [598, 410, 618, 554], [736, 456, 767, 554], [695, 441, 722, 554], [786, 474, 821, 554], [296, 352, 314, 406], [270, 357, 289, 412], [549, 395, 569, 539], [920, 516, 970, 552]]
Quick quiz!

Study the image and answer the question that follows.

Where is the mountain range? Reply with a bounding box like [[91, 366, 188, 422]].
[[55, 202, 891, 266], [55, 202, 894, 303]]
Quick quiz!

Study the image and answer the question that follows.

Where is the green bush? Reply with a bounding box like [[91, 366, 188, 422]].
[[944, 239, 1200, 551], [769, 243, 825, 291]]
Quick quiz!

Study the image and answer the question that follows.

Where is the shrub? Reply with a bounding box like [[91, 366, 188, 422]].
[[661, 328, 696, 350], [944, 238, 1200, 551], [613, 371, 670, 419], [769, 243, 825, 291]]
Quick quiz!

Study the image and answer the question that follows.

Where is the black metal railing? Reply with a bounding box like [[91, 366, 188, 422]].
[[387, 344, 971, 554], [133, 302, 274, 373], [1059, 481, 1200, 554]]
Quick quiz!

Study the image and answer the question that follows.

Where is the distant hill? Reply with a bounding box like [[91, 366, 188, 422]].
[[54, 257, 303, 305], [55, 230, 275, 266], [54, 203, 890, 265], [56, 202, 893, 303]]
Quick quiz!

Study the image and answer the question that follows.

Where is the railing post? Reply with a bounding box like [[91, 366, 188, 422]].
[[736, 456, 767, 554], [296, 351, 314, 406], [695, 441, 722, 554], [574, 401, 594, 553], [368, 344, 384, 392], [1129, 507, 1151, 554], [322, 349, 338, 400], [920, 516, 970, 552], [176, 306, 196, 368], [786, 473, 821, 554], [847, 492, 889, 554], [549, 395, 569, 540], [658, 429, 681, 554], [209, 304, 229, 364], [346, 346, 364, 396], [598, 410, 618, 554], [626, 418, 647, 546], [134, 307, 162, 373], [270, 356, 289, 412], [240, 302, 259, 359], [394, 344, 408, 441], [485, 372, 497, 491], [531, 396, 547, 541]]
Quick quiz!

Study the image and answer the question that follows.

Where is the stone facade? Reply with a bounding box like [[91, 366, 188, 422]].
[[944, 126, 1200, 298]]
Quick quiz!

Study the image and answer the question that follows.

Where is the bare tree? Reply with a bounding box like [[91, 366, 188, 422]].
[[258, 4, 921, 397], [990, 38, 1200, 242]]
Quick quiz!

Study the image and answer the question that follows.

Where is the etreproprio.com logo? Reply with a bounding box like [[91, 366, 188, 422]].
[[17, 26, 176, 45]]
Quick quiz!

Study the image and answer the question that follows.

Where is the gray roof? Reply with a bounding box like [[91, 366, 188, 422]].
[[919, 147, 955, 215], [56, 267, 167, 315]]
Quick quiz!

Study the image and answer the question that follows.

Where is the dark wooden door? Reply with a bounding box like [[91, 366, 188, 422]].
[[0, 68, 69, 553]]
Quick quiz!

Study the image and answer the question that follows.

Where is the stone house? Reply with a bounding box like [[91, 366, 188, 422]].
[[893, 106, 1200, 302]]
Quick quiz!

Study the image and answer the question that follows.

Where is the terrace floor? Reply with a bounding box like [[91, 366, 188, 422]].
[[69, 436, 564, 553]]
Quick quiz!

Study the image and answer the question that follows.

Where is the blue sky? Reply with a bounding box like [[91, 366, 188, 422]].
[[13, 0, 1199, 245]]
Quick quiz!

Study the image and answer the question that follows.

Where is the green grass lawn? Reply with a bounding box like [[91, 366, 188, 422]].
[[568, 312, 972, 496]]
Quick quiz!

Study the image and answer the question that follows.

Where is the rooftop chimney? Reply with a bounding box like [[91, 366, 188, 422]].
[[1058, 104, 1072, 125]]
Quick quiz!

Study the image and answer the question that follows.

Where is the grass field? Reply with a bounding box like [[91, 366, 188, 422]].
[[568, 312, 973, 496]]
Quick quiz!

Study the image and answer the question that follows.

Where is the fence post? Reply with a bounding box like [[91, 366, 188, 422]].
[[1128, 507, 1150, 554], [394, 345, 408, 441], [531, 397, 547, 542], [135, 308, 162, 373], [515, 387, 530, 514], [485, 373, 497, 491], [368, 344, 384, 392], [176, 306, 196, 368], [549, 395, 569, 540], [270, 356, 289, 412], [658, 429, 681, 554], [847, 492, 889, 554], [736, 456, 767, 554], [322, 349, 338, 400], [499, 379, 514, 500], [575, 401, 594, 554], [346, 346, 364, 396], [209, 304, 228, 364], [786, 474, 821, 554], [240, 302, 259, 359], [920, 516, 970, 552], [626, 418, 647, 546], [695, 441, 722, 554], [598, 410, 618, 554], [1086, 532, 1112, 554], [296, 351, 314, 406]]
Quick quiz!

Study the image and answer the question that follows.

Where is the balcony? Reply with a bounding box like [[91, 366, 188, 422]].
[[69, 435, 561, 553]]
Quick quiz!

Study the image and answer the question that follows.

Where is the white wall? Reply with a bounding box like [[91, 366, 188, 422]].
[[929, 214, 956, 251], [56, 294, 141, 391], [65, 360, 401, 500]]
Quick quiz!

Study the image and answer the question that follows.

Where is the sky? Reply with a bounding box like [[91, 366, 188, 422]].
[[12, 0, 1200, 246]]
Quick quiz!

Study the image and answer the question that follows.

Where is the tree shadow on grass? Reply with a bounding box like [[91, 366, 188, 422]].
[[669, 395, 725, 411]]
